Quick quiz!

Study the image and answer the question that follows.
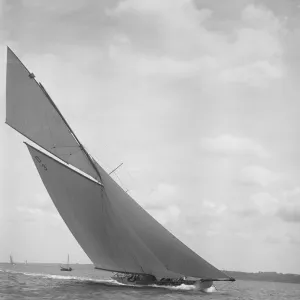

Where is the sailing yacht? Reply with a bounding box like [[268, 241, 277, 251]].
[[5, 47, 235, 290], [60, 254, 72, 272], [9, 255, 15, 266]]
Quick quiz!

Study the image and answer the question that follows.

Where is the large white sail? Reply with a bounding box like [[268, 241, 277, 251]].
[[9, 255, 14, 265], [93, 160, 228, 279], [6, 47, 100, 181], [26, 143, 183, 279], [6, 47, 230, 280]]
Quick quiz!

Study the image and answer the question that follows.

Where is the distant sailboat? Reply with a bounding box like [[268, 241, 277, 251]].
[[5, 47, 235, 289], [9, 255, 15, 265], [60, 254, 72, 272]]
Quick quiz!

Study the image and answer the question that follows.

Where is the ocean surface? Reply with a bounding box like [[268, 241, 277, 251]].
[[1, 263, 299, 300]]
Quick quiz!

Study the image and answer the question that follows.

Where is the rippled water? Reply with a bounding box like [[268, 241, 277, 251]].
[[1, 263, 299, 299]]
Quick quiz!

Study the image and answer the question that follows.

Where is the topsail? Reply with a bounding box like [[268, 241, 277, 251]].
[[6, 47, 100, 181], [6, 47, 230, 280]]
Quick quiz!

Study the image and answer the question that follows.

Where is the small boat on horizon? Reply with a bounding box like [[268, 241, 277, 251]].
[[60, 254, 72, 272], [9, 255, 15, 266]]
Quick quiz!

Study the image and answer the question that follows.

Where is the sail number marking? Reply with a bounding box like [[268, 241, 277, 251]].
[[34, 156, 47, 171]]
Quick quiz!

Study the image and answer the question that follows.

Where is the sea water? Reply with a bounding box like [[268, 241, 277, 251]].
[[1, 263, 299, 300]]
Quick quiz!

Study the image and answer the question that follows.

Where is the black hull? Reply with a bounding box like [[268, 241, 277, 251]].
[[60, 267, 72, 271], [112, 275, 214, 289]]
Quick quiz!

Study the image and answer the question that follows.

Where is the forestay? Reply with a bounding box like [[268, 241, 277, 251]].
[[6, 47, 100, 181]]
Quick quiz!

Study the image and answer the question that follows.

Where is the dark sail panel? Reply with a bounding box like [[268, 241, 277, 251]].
[[94, 160, 229, 280], [6, 47, 99, 180], [26, 143, 182, 279]]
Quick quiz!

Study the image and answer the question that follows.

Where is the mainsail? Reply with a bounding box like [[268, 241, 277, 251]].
[[9, 255, 14, 265], [6, 47, 230, 280]]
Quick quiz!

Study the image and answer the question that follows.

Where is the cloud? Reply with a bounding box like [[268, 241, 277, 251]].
[[240, 165, 282, 186], [250, 192, 278, 215], [205, 230, 219, 237], [265, 236, 282, 244], [21, 0, 87, 13], [277, 207, 300, 223], [233, 208, 258, 218], [106, 0, 284, 88], [220, 60, 282, 86], [14, 205, 62, 227], [241, 3, 282, 31], [148, 204, 181, 225], [16, 206, 43, 215], [200, 135, 269, 158], [283, 187, 300, 199], [234, 231, 252, 239], [0, 1, 3, 17], [265, 234, 300, 245], [287, 234, 300, 245], [202, 200, 227, 216], [143, 183, 179, 208]]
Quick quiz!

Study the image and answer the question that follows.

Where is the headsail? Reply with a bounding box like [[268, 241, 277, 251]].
[[94, 159, 229, 279], [26, 143, 182, 279], [6, 47, 100, 181], [10, 255, 14, 265], [26, 144, 228, 280]]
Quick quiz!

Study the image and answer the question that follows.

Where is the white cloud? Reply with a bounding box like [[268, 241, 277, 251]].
[[250, 192, 278, 215], [107, 0, 284, 86], [283, 187, 300, 199], [109, 0, 211, 24], [21, 0, 87, 13], [202, 200, 227, 216], [240, 165, 282, 186], [220, 60, 282, 86], [277, 207, 300, 223], [133, 182, 179, 209], [205, 230, 219, 237], [234, 231, 252, 239], [148, 204, 181, 225], [16, 206, 44, 216], [277, 187, 300, 223], [241, 4, 282, 32], [201, 135, 269, 158]]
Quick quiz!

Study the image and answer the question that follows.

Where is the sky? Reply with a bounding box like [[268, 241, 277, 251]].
[[0, 0, 300, 274]]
